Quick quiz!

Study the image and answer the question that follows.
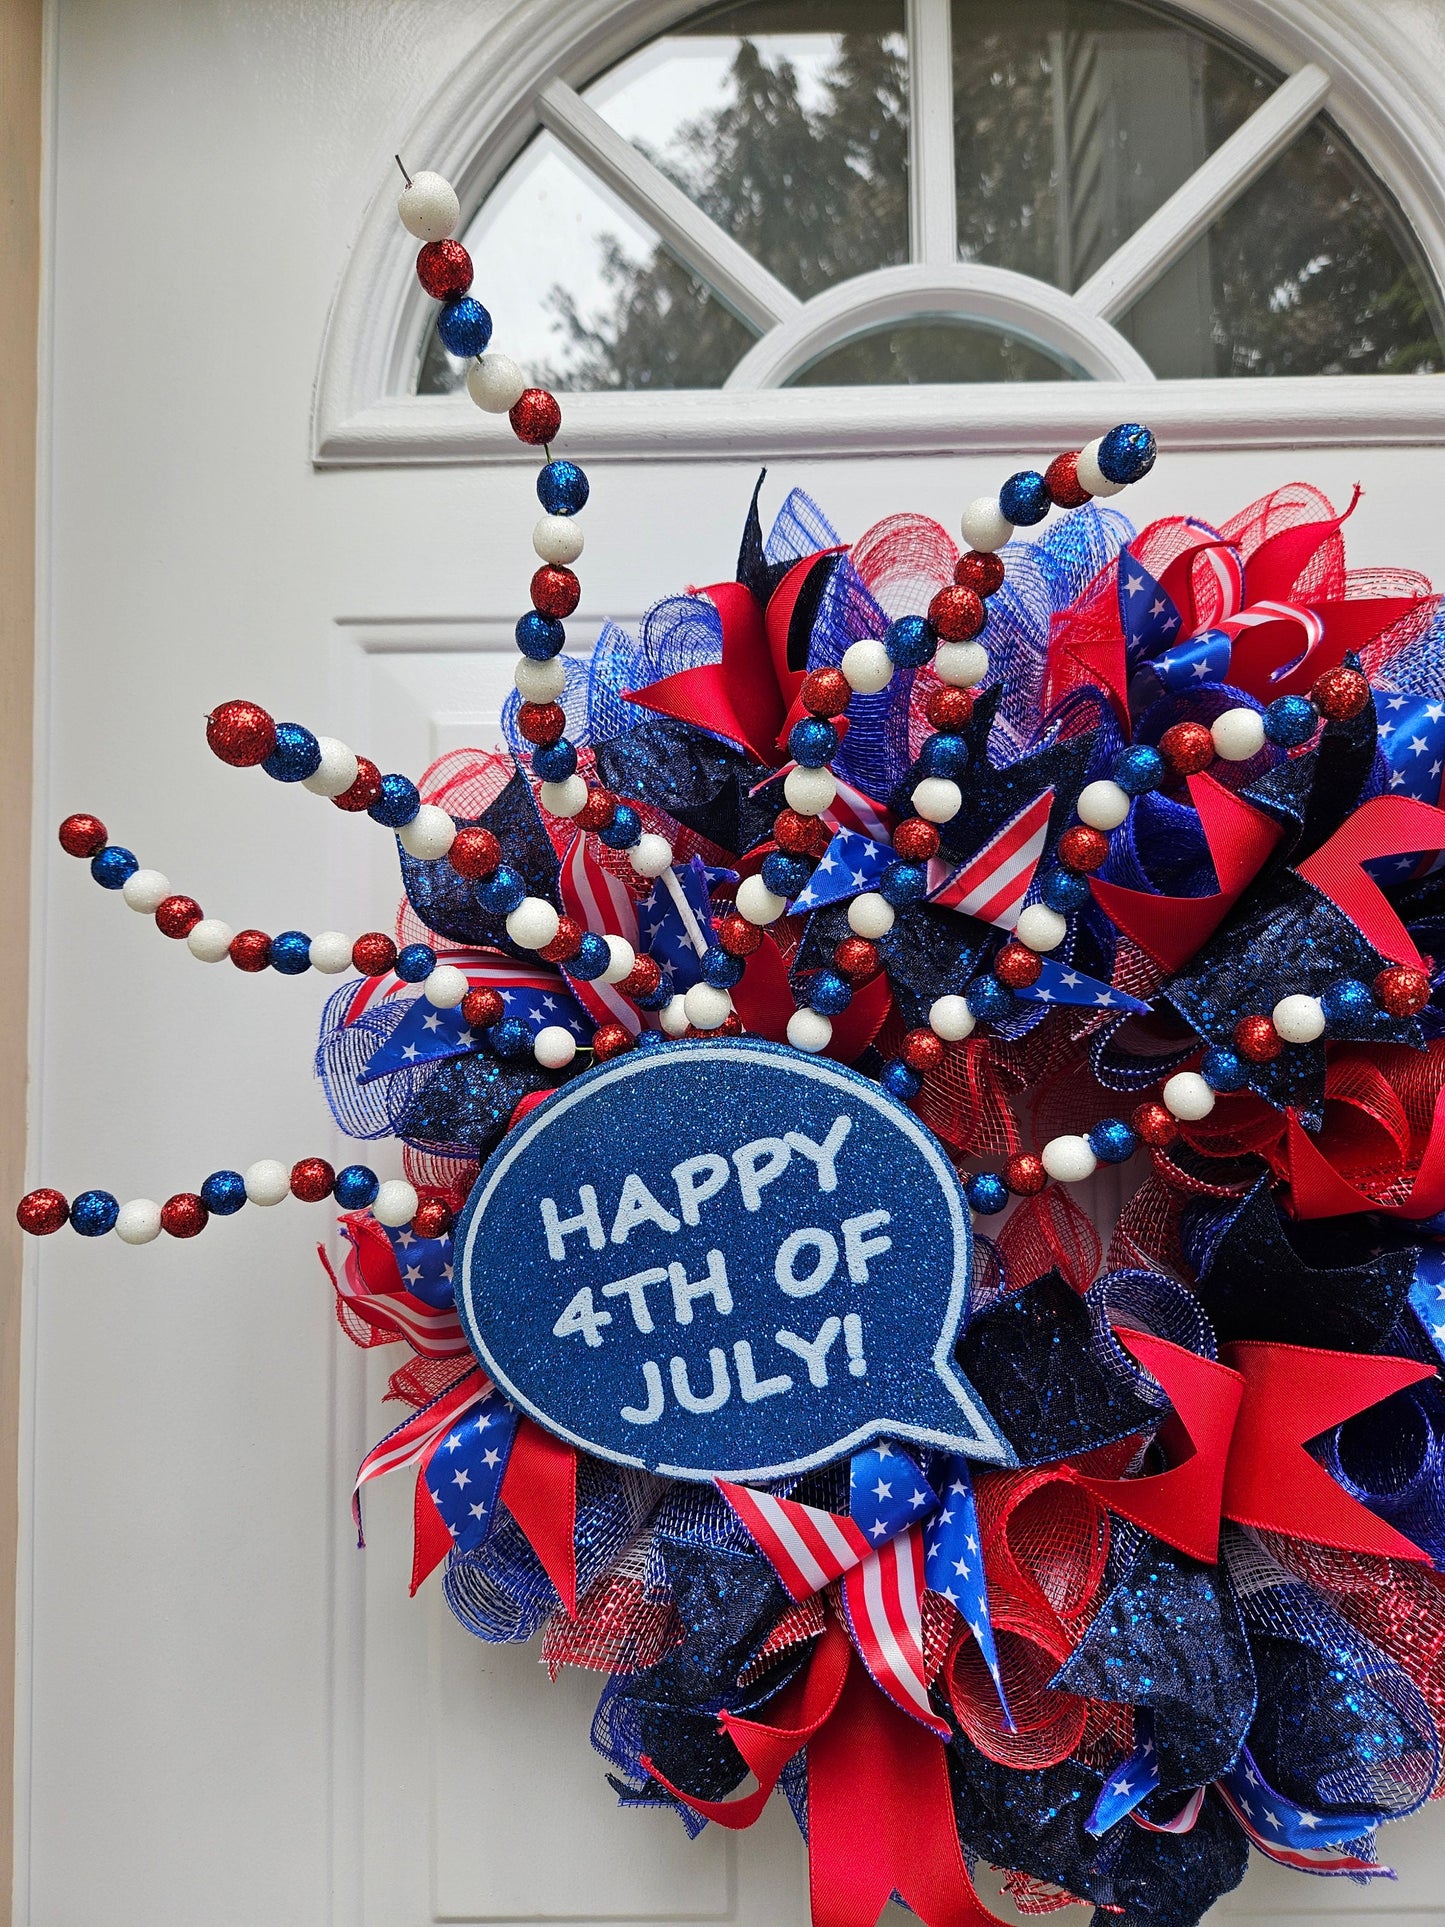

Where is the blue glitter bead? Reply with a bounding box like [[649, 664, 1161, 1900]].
[[701, 946, 744, 990], [1097, 422, 1157, 485], [569, 932, 611, 981], [262, 722, 322, 784], [516, 610, 565, 659], [1200, 1045, 1249, 1092], [882, 1060, 922, 1101], [537, 459, 589, 517], [71, 1189, 118, 1237], [1089, 1117, 1140, 1163], [1322, 976, 1376, 1035], [880, 860, 928, 906], [883, 615, 936, 668], [491, 1016, 533, 1058], [200, 1170, 248, 1216], [762, 852, 811, 899], [788, 717, 837, 768], [532, 738, 578, 782], [334, 1164, 380, 1210], [917, 733, 970, 779], [966, 975, 1013, 1022], [808, 969, 853, 1015], [998, 470, 1050, 526], [369, 773, 421, 828], [1040, 866, 1089, 913], [436, 295, 493, 358], [1112, 744, 1164, 795], [268, 930, 312, 975], [598, 804, 641, 850], [90, 844, 138, 890], [966, 1171, 1009, 1215], [632, 973, 674, 1011], [474, 865, 526, 915], [395, 941, 437, 983], [1263, 694, 1317, 748]]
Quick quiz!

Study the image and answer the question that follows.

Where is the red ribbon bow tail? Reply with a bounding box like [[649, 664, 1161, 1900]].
[[1295, 793, 1445, 969], [499, 1417, 579, 1615], [411, 1458, 458, 1595]]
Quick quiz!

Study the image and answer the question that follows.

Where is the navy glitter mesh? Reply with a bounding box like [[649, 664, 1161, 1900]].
[[394, 1049, 563, 1161], [594, 715, 774, 858], [400, 770, 562, 946]]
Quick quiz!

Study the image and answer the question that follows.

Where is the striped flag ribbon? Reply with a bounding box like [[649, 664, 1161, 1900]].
[[558, 830, 643, 1034], [926, 789, 1055, 931]]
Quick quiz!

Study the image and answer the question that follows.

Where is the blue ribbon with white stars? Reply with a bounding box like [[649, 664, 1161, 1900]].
[[424, 1381, 520, 1559], [360, 981, 591, 1082], [1087, 1710, 1161, 1833], [790, 828, 893, 915], [1409, 1244, 1445, 1364], [923, 1455, 1014, 1729], [1217, 1744, 1383, 1859], [848, 1442, 938, 1543], [1376, 689, 1445, 802], [1118, 554, 1185, 661], [381, 1219, 456, 1309], [635, 855, 720, 991], [1015, 958, 1152, 1015]]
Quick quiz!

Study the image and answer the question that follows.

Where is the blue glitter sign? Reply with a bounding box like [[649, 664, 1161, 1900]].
[[454, 1038, 1013, 1481]]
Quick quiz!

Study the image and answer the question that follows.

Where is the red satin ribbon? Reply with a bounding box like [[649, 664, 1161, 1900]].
[[500, 1418, 579, 1614], [1295, 793, 1445, 969]]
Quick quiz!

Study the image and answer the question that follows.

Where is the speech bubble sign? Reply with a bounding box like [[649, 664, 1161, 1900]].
[[454, 1037, 1014, 1481]]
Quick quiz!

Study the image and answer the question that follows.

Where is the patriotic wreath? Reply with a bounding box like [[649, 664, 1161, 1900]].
[[20, 164, 1445, 1927]]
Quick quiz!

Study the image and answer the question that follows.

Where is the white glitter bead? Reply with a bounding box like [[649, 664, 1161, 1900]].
[[630, 833, 674, 878], [1041, 1134, 1098, 1184], [397, 170, 459, 241], [301, 737, 359, 798], [1273, 993, 1325, 1044], [847, 892, 895, 938], [787, 1008, 833, 1053], [423, 963, 470, 1008], [398, 804, 456, 861], [505, 896, 561, 951], [532, 514, 584, 565], [533, 1025, 577, 1070], [929, 994, 975, 1041], [736, 874, 786, 925], [659, 994, 691, 1037], [1014, 904, 1068, 953], [601, 935, 636, 984], [515, 655, 567, 702], [1076, 438, 1125, 498], [244, 1159, 291, 1206], [1211, 706, 1266, 763], [1162, 1071, 1216, 1121], [911, 776, 962, 824], [684, 982, 732, 1030], [187, 917, 235, 963], [308, 930, 354, 975], [372, 1178, 420, 1228], [935, 642, 989, 688], [959, 496, 1014, 553], [122, 868, 170, 913], [539, 775, 588, 818], [1076, 780, 1131, 831], [466, 351, 526, 412], [115, 1199, 162, 1244], [841, 638, 893, 694], [784, 764, 837, 816]]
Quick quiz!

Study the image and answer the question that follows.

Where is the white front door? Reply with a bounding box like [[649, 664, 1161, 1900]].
[[21, 3, 1445, 1924]]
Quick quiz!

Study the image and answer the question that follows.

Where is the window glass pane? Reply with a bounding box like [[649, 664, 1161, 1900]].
[[1119, 119, 1445, 376], [950, 0, 1270, 291], [787, 316, 1083, 383]]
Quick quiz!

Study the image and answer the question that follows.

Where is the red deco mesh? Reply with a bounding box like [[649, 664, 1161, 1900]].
[[998, 1870, 1102, 1915], [850, 511, 957, 623], [385, 1352, 475, 1409], [996, 1190, 1102, 1297], [541, 1529, 680, 1680], [1105, 1175, 1188, 1277]]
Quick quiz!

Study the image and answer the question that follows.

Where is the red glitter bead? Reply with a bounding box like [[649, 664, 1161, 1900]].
[[17, 1188, 68, 1235], [517, 700, 566, 744], [926, 686, 974, 733], [229, 928, 272, 972], [1058, 824, 1110, 873], [592, 1023, 634, 1062], [801, 667, 851, 717], [717, 1011, 744, 1036], [1132, 1100, 1179, 1148], [995, 940, 1043, 988], [1159, 721, 1215, 778], [206, 699, 276, 768], [540, 915, 584, 963], [775, 808, 827, 856], [449, 827, 501, 877], [58, 812, 107, 858], [955, 551, 1006, 597], [155, 895, 202, 939], [1005, 1152, 1048, 1196], [1312, 665, 1372, 722], [333, 756, 382, 813], [1233, 1013, 1282, 1062], [1044, 451, 1091, 509], [415, 239, 473, 300], [833, 936, 879, 981], [160, 1193, 208, 1239], [289, 1158, 335, 1203], [531, 565, 580, 620], [901, 1028, 944, 1073], [1375, 964, 1431, 1017], [462, 986, 506, 1028], [510, 388, 563, 446], [718, 914, 763, 958], [893, 818, 940, 862], [412, 1198, 455, 1240], [927, 584, 986, 642], [622, 955, 662, 999], [351, 931, 399, 977], [578, 787, 617, 831]]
